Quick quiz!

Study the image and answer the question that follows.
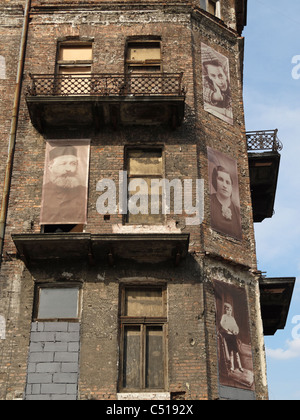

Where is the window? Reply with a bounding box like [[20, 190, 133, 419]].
[[57, 43, 93, 75], [125, 39, 163, 95], [42, 224, 84, 233], [34, 285, 81, 321], [207, 0, 221, 18], [126, 148, 164, 225], [56, 43, 93, 94], [119, 287, 167, 391], [125, 40, 162, 74]]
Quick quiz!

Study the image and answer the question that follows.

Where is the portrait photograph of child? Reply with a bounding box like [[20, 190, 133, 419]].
[[213, 279, 255, 391]]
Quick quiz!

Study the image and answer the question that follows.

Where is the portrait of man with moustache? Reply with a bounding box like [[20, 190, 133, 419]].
[[40, 140, 90, 226]]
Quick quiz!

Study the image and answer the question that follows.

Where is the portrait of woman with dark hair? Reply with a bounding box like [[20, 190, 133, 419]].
[[208, 147, 242, 240], [201, 43, 233, 125]]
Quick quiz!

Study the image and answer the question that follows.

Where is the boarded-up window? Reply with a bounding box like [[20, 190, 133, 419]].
[[34, 286, 81, 321], [146, 326, 164, 389], [207, 0, 221, 18], [120, 287, 167, 391], [57, 44, 92, 74], [56, 43, 93, 94], [58, 44, 93, 62], [124, 288, 164, 317], [126, 41, 161, 73], [127, 148, 163, 225]]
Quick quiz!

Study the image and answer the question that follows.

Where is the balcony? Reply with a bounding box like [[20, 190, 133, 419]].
[[260, 277, 295, 336], [12, 232, 190, 267], [247, 129, 283, 223], [26, 73, 185, 134]]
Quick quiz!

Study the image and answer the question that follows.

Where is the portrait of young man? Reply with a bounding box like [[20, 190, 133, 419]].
[[201, 43, 233, 125], [207, 147, 242, 240], [40, 140, 90, 226]]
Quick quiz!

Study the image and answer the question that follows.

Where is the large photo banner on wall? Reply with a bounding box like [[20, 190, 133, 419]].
[[207, 147, 242, 240], [213, 280, 255, 391], [201, 43, 233, 125], [40, 139, 90, 225]]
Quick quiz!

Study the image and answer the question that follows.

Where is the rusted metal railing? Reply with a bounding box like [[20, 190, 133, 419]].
[[27, 73, 185, 97], [246, 129, 283, 152]]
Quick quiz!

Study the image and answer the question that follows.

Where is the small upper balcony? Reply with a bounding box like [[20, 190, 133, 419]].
[[26, 72, 185, 134], [260, 277, 295, 336], [247, 129, 283, 223]]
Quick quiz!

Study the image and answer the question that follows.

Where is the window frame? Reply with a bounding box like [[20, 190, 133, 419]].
[[41, 224, 84, 234], [119, 285, 168, 392], [206, 0, 221, 18], [33, 283, 82, 322], [125, 39, 162, 74], [56, 41, 93, 76], [124, 146, 165, 226]]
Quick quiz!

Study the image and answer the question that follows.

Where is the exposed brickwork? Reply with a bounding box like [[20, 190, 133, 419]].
[[0, 5, 24, 204], [0, 0, 269, 400]]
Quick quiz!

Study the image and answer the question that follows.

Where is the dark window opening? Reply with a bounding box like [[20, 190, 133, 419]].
[[42, 224, 84, 233]]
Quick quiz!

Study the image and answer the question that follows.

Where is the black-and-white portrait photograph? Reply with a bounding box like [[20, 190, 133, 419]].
[[40, 140, 90, 225], [213, 280, 255, 391], [208, 147, 242, 240], [201, 43, 233, 125]]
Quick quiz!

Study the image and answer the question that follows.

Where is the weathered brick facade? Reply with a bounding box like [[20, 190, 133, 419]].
[[0, 0, 270, 400]]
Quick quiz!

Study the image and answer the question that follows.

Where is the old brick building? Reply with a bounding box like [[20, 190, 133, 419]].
[[0, 0, 295, 400]]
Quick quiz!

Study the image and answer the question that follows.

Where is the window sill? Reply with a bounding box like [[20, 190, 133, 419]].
[[117, 392, 170, 400]]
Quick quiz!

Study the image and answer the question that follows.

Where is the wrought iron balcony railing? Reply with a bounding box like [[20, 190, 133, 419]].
[[246, 129, 283, 153], [27, 73, 185, 98]]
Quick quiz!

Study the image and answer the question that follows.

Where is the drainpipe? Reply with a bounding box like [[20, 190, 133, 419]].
[[0, 0, 31, 264]]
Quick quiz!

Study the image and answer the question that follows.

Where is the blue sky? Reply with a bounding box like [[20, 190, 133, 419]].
[[243, 0, 300, 400]]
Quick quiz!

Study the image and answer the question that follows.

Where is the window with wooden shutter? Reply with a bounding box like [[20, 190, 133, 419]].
[[56, 43, 93, 94], [126, 148, 164, 225], [126, 41, 162, 74], [57, 43, 93, 74]]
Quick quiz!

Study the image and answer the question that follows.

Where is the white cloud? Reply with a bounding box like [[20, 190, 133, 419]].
[[266, 338, 300, 360]]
